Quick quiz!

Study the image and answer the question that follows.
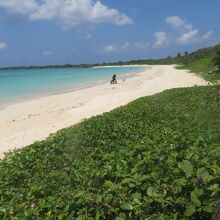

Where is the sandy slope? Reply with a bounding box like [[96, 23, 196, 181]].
[[0, 65, 207, 158]]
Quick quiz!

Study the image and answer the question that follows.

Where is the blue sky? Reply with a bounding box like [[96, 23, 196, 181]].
[[0, 0, 219, 67]]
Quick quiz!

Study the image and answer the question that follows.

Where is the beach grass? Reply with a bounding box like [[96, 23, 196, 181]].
[[0, 85, 220, 219]]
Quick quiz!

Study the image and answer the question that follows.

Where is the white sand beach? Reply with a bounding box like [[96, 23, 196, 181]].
[[0, 65, 207, 158]]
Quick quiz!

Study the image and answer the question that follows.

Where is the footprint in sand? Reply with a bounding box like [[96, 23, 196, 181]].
[[58, 103, 84, 112]]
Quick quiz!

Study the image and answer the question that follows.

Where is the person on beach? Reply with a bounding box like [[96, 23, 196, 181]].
[[110, 74, 117, 84]]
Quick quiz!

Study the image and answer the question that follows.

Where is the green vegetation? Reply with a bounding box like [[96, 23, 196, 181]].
[[0, 64, 94, 71], [213, 50, 220, 71], [105, 44, 220, 82], [0, 85, 220, 219], [175, 45, 220, 82]]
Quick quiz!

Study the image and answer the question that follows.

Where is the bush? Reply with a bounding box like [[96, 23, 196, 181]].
[[213, 50, 220, 71]]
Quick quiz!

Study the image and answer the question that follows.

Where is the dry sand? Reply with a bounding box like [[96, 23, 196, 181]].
[[0, 65, 207, 158]]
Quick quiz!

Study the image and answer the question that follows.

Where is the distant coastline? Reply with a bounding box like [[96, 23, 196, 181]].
[[0, 64, 92, 71], [0, 59, 163, 70], [0, 63, 148, 71]]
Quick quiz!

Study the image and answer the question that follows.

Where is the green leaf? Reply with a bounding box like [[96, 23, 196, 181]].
[[176, 177, 187, 186], [58, 213, 67, 220], [38, 199, 46, 208], [191, 192, 201, 207], [185, 204, 196, 217], [116, 217, 125, 220], [95, 211, 100, 220], [133, 198, 142, 205], [117, 212, 126, 219], [208, 183, 219, 194], [176, 197, 185, 204], [0, 207, 6, 213], [178, 160, 193, 177], [104, 180, 114, 189], [185, 151, 194, 160], [147, 186, 154, 196], [121, 178, 134, 184], [197, 168, 211, 181], [47, 210, 52, 217], [75, 215, 86, 220], [203, 203, 214, 213], [131, 192, 142, 200], [120, 203, 133, 211]]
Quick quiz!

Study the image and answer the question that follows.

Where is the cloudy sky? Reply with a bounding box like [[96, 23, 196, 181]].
[[0, 0, 219, 66]]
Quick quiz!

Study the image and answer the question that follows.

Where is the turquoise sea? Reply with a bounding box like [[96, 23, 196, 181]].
[[0, 66, 145, 105]]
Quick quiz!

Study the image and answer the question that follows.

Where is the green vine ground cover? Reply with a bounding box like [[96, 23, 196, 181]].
[[0, 85, 220, 219]]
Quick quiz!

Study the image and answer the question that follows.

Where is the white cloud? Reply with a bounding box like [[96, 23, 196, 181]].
[[30, 0, 61, 20], [0, 42, 7, 49], [176, 29, 198, 45], [0, 0, 133, 29], [0, 0, 38, 16], [103, 44, 118, 53], [165, 16, 184, 29], [42, 50, 54, 56], [202, 31, 213, 41], [103, 42, 149, 53], [184, 23, 193, 30], [166, 16, 192, 31], [153, 32, 166, 48], [165, 16, 213, 45]]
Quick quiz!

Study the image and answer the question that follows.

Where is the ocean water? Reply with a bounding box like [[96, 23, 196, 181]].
[[0, 66, 145, 105]]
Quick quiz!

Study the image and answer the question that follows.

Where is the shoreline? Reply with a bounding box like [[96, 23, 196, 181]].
[[92, 64, 149, 68], [0, 65, 207, 159], [0, 65, 148, 109]]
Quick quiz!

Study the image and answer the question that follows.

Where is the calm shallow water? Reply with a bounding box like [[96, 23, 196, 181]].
[[0, 66, 145, 105]]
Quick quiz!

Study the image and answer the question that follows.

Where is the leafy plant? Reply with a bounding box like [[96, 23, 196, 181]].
[[0, 85, 220, 219]]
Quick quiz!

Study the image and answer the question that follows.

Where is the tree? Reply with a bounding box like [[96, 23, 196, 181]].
[[213, 50, 220, 70], [177, 52, 181, 58], [184, 51, 188, 56], [166, 56, 172, 64]]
